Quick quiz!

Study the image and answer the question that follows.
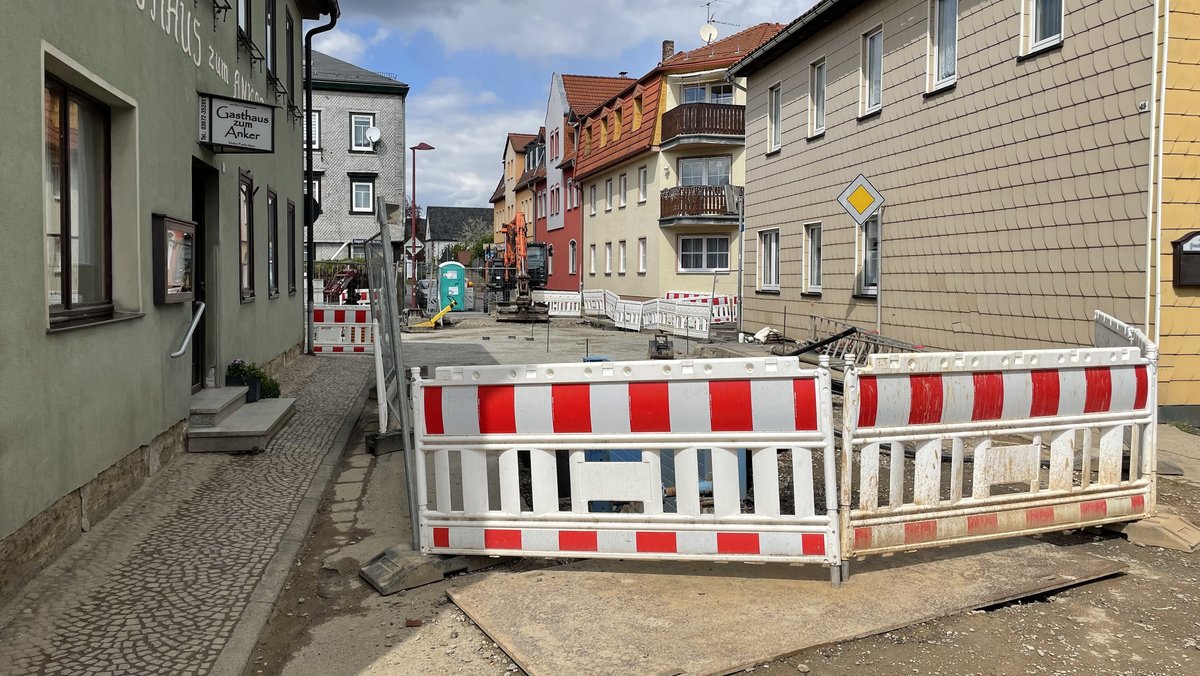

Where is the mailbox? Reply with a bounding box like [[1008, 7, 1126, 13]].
[[1174, 231, 1200, 287]]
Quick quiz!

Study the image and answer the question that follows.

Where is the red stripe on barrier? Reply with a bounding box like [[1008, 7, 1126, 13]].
[[854, 527, 872, 551], [1030, 370, 1060, 417], [972, 372, 1005, 421], [334, 310, 346, 324], [629, 382, 671, 432], [858, 376, 878, 428], [332, 346, 344, 353], [716, 532, 760, 555], [636, 531, 677, 553], [558, 530, 598, 552], [1026, 506, 1056, 528], [709, 380, 753, 431], [904, 520, 938, 544], [793, 378, 818, 431], [356, 310, 369, 323], [552, 384, 592, 433], [313, 310, 326, 323], [484, 529, 522, 550], [1132, 495, 1146, 513], [353, 347, 365, 353], [967, 513, 999, 535], [1134, 365, 1149, 410], [478, 385, 517, 434], [1084, 367, 1113, 413], [424, 387, 445, 435], [1080, 499, 1108, 520], [801, 533, 826, 556], [908, 374, 944, 425], [433, 527, 449, 548]]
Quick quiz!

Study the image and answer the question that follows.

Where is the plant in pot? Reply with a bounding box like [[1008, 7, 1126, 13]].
[[225, 359, 281, 402]]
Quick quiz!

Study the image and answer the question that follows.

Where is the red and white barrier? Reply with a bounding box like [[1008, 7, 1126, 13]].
[[309, 305, 375, 354], [665, 291, 739, 325]]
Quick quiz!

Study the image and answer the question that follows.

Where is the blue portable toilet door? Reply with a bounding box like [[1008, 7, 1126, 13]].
[[438, 262, 467, 312]]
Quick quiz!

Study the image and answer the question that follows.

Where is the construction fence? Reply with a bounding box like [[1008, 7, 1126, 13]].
[[533, 289, 739, 338]]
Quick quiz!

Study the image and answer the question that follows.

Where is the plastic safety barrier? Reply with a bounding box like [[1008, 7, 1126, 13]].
[[665, 291, 739, 325], [412, 356, 842, 576], [309, 305, 375, 354], [532, 291, 582, 317], [840, 343, 1156, 558]]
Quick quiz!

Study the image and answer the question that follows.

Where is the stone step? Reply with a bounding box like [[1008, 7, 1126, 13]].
[[187, 398, 296, 454], [189, 386, 249, 428]]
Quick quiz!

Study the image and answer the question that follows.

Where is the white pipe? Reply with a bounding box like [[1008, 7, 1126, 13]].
[[1154, 5, 1170, 347], [1144, 0, 1163, 334]]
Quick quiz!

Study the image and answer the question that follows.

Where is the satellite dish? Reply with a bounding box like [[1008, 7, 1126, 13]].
[[365, 127, 382, 144], [700, 23, 718, 44]]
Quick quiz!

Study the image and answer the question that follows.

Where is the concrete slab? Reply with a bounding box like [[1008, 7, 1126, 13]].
[[448, 539, 1125, 676], [1158, 424, 1200, 483], [188, 386, 248, 427], [188, 398, 296, 453]]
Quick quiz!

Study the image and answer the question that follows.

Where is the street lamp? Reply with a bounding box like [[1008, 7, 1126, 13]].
[[409, 141, 435, 309]]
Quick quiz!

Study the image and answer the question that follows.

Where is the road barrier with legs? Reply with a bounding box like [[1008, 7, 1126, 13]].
[[309, 305, 375, 354]]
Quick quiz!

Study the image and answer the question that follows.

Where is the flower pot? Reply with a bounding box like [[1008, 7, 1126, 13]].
[[225, 374, 262, 403]]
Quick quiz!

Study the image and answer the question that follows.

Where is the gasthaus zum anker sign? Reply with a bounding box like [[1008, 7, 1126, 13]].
[[198, 93, 275, 153]]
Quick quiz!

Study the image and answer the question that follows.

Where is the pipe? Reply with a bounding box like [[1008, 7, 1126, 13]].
[[1144, 0, 1162, 335], [1154, 5, 1170, 347], [305, 4, 340, 355]]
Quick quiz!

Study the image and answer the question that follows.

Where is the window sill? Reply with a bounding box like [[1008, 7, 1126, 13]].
[[857, 108, 882, 122], [638, 199, 647, 205], [923, 81, 956, 98], [1018, 38, 1063, 62], [801, 291, 822, 298], [806, 131, 825, 142], [756, 288, 781, 295], [289, 289, 297, 296], [347, 148, 377, 154], [349, 210, 374, 215], [852, 291, 878, 300], [678, 270, 731, 275], [241, 294, 256, 304], [47, 311, 144, 334], [269, 292, 281, 300], [765, 147, 781, 157]]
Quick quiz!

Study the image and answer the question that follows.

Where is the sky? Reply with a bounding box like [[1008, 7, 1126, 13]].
[[312, 0, 811, 210]]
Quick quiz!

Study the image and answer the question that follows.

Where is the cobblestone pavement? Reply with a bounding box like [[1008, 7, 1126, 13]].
[[0, 355, 371, 676]]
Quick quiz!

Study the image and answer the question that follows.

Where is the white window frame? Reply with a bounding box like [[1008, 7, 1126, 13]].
[[637, 166, 648, 203], [758, 228, 780, 291], [351, 179, 374, 213], [618, 240, 627, 274], [858, 214, 880, 296], [861, 27, 884, 116], [590, 184, 597, 216], [618, 174, 627, 208], [589, 244, 597, 275], [1023, 0, 1064, 54], [638, 237, 647, 273], [350, 112, 375, 152], [605, 242, 613, 275], [605, 179, 613, 211], [767, 83, 782, 152], [306, 110, 321, 148], [809, 59, 826, 137], [928, 0, 959, 91], [677, 236, 730, 273], [569, 240, 577, 274], [805, 222, 823, 293]]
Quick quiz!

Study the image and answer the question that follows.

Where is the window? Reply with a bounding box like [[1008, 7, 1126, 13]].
[[633, 95, 643, 130], [613, 109, 622, 141], [44, 76, 112, 322], [684, 83, 733, 104], [267, 190, 279, 296], [710, 84, 734, 105], [303, 173, 323, 207], [679, 236, 730, 272], [265, 0, 276, 76], [859, 215, 880, 295], [305, 110, 321, 148], [637, 166, 648, 202], [930, 0, 958, 88], [589, 244, 597, 274], [547, 246, 553, 275], [605, 179, 613, 211], [638, 238, 647, 273], [618, 240, 627, 274], [759, 229, 780, 291], [350, 113, 375, 151], [287, 200, 297, 293], [806, 223, 822, 292], [238, 0, 251, 38], [618, 174, 627, 207], [683, 84, 706, 104], [679, 156, 731, 187], [590, 185, 597, 215], [605, 242, 613, 274], [1025, 0, 1063, 53], [238, 170, 255, 300], [809, 60, 826, 136], [285, 12, 295, 105], [351, 177, 374, 213], [767, 84, 782, 151], [569, 240, 577, 274], [862, 28, 884, 115], [600, 118, 608, 146]]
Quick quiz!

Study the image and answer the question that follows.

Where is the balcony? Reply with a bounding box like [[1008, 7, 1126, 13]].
[[659, 185, 739, 227], [660, 103, 745, 150]]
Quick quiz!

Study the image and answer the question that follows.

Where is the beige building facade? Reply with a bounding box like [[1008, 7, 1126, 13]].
[[732, 0, 1157, 353]]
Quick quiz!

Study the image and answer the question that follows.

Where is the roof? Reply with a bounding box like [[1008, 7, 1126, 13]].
[[426, 206, 493, 241], [515, 165, 546, 191], [310, 51, 409, 95], [507, 133, 538, 153], [488, 177, 505, 204], [662, 22, 787, 72], [561, 74, 636, 115], [297, 0, 339, 20], [728, 1, 853, 79]]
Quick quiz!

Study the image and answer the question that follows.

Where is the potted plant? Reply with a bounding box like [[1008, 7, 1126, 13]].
[[225, 359, 281, 402]]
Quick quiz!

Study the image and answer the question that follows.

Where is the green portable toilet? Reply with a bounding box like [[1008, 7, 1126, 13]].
[[438, 262, 467, 312]]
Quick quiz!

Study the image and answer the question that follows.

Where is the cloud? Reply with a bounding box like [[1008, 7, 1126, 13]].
[[313, 26, 392, 63], [341, 0, 806, 59]]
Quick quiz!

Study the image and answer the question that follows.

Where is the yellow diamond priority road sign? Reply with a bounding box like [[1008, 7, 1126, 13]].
[[837, 174, 885, 225]]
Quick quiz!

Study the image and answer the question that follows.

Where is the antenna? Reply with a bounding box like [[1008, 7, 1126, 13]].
[[699, 23, 718, 45], [696, 0, 740, 30]]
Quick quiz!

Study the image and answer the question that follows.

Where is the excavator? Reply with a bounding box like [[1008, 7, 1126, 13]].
[[493, 212, 550, 323]]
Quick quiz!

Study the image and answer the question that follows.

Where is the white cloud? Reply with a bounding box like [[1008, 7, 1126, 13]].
[[313, 26, 393, 63]]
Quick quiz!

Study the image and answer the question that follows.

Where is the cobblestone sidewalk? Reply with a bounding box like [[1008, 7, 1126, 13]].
[[0, 355, 371, 676]]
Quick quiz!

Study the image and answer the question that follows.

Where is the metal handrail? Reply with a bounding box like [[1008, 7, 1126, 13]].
[[170, 301, 206, 358]]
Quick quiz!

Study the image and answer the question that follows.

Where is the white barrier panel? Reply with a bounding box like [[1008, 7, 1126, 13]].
[[582, 289, 606, 316], [614, 300, 643, 331], [310, 305, 375, 354], [603, 290, 619, 320], [412, 357, 841, 572], [841, 343, 1156, 558], [532, 291, 583, 317], [664, 291, 740, 325]]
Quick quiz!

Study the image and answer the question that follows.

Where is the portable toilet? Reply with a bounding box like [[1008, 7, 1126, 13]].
[[438, 262, 467, 312]]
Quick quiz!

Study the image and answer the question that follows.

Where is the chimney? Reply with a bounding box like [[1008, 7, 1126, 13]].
[[618, 71, 628, 78], [662, 40, 675, 61]]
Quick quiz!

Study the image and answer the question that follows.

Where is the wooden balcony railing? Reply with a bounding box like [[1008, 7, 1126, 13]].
[[659, 185, 737, 220], [661, 103, 744, 143]]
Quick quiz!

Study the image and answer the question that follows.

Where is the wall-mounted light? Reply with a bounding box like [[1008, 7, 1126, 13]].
[[663, 166, 671, 180]]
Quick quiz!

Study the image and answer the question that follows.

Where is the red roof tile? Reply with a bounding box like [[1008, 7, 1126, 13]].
[[662, 22, 786, 71], [562, 74, 636, 115], [488, 177, 505, 204], [507, 132, 537, 152]]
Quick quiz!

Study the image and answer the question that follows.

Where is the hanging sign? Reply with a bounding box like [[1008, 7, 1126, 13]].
[[198, 93, 275, 153]]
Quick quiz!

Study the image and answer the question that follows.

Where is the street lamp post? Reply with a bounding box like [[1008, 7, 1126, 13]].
[[409, 142, 434, 309]]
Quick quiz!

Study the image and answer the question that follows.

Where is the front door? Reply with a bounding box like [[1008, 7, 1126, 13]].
[[190, 161, 210, 393]]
